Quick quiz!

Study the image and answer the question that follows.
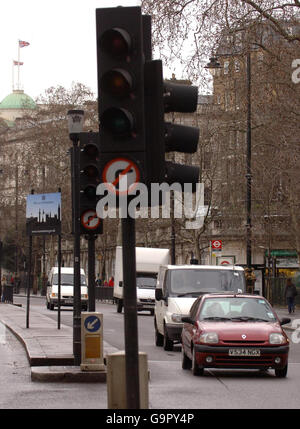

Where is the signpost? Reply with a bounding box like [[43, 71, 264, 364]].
[[81, 313, 105, 371], [26, 191, 62, 329]]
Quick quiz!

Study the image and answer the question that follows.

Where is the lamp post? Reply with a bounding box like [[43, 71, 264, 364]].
[[67, 109, 84, 365], [205, 53, 253, 290]]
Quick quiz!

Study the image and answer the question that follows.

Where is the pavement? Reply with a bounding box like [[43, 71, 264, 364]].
[[0, 293, 299, 383]]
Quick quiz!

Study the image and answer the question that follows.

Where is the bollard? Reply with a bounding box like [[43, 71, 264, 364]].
[[80, 312, 105, 371], [106, 351, 149, 409]]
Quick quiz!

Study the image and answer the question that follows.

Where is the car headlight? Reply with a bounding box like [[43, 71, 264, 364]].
[[200, 332, 219, 344], [171, 313, 183, 323], [269, 333, 286, 344], [51, 293, 57, 297], [81, 294, 88, 299]]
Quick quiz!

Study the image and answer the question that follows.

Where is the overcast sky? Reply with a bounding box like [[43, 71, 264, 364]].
[[0, 0, 146, 102]]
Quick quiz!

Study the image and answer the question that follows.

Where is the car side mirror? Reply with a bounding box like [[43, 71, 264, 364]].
[[155, 288, 163, 301], [181, 316, 195, 325], [280, 317, 291, 326]]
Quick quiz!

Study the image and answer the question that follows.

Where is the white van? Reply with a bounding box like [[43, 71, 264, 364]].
[[154, 264, 246, 350], [114, 246, 170, 314], [46, 267, 88, 311]]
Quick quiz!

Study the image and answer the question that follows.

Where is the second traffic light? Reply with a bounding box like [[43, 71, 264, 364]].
[[96, 6, 146, 197], [144, 62, 200, 191], [79, 132, 103, 235]]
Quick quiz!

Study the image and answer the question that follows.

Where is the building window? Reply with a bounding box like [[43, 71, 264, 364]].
[[224, 61, 229, 75]]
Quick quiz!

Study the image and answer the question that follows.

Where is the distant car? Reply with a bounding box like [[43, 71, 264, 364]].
[[181, 293, 290, 377]]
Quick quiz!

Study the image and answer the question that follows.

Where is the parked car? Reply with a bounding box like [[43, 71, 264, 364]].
[[181, 293, 290, 377]]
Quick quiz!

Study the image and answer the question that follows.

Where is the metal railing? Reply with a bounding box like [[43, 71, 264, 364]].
[[95, 286, 115, 303]]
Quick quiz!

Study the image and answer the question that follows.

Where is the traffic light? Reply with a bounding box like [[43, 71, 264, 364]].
[[96, 7, 146, 197], [144, 62, 199, 192], [79, 132, 103, 235]]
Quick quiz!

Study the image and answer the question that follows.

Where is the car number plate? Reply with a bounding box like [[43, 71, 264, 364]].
[[229, 348, 261, 357], [65, 299, 73, 304]]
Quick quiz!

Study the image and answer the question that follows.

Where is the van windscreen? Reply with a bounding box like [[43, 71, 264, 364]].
[[169, 269, 245, 296], [53, 273, 87, 285]]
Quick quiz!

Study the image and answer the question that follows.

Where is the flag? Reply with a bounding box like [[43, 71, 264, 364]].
[[19, 40, 30, 48], [13, 60, 24, 65]]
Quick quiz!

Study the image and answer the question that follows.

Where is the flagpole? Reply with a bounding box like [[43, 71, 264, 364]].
[[12, 60, 14, 91], [17, 40, 20, 90]]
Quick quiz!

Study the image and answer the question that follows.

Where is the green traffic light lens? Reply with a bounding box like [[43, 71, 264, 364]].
[[101, 108, 133, 137], [101, 69, 132, 98], [84, 185, 96, 200], [100, 28, 131, 58]]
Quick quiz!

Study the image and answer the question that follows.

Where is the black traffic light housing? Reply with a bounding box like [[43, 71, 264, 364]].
[[79, 132, 103, 235], [144, 60, 200, 191], [96, 7, 146, 197]]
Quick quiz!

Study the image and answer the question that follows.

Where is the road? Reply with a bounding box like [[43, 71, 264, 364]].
[[1, 296, 300, 410]]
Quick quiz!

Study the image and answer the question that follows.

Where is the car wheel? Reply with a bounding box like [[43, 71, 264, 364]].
[[117, 299, 123, 313], [46, 300, 49, 309], [163, 325, 173, 351], [155, 320, 164, 347], [275, 364, 288, 378], [49, 303, 55, 311], [181, 346, 192, 370], [192, 347, 204, 376]]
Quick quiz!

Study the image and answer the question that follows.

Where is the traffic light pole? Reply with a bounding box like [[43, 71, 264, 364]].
[[121, 215, 140, 409], [72, 138, 82, 365], [86, 234, 97, 312]]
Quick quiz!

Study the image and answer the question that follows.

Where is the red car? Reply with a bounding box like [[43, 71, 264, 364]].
[[181, 293, 290, 377]]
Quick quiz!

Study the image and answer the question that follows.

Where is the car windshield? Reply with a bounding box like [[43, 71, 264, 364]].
[[169, 269, 245, 296], [136, 275, 157, 289], [199, 297, 277, 322], [53, 273, 87, 286]]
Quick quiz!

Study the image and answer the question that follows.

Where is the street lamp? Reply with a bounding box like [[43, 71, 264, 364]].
[[205, 52, 253, 290], [67, 109, 84, 365]]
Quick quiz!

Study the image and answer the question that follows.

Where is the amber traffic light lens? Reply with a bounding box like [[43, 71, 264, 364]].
[[84, 144, 99, 158], [101, 69, 132, 98]]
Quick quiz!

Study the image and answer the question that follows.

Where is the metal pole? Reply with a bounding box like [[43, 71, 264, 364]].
[[72, 139, 82, 365], [87, 235, 97, 312], [57, 232, 61, 330], [246, 51, 252, 270], [122, 215, 140, 409], [26, 189, 34, 329], [170, 191, 176, 265]]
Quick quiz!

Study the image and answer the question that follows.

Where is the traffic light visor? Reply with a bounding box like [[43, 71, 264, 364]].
[[100, 28, 131, 59], [101, 69, 132, 98], [101, 107, 134, 137]]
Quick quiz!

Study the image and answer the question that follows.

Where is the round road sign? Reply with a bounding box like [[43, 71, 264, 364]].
[[102, 157, 140, 195], [81, 210, 101, 231]]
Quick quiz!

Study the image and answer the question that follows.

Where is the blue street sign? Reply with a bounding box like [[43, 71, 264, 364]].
[[84, 315, 101, 332]]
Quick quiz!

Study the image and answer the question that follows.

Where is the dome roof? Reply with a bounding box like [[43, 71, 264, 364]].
[[0, 90, 36, 110]]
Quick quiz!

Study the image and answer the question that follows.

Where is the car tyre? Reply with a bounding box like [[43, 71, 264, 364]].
[[192, 347, 204, 376], [181, 346, 192, 370], [46, 300, 50, 309], [275, 364, 288, 378], [163, 325, 173, 351], [155, 320, 164, 347], [49, 302, 55, 311]]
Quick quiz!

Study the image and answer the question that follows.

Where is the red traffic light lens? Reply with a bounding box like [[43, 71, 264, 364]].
[[100, 28, 131, 58], [101, 69, 132, 98], [101, 108, 134, 137]]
